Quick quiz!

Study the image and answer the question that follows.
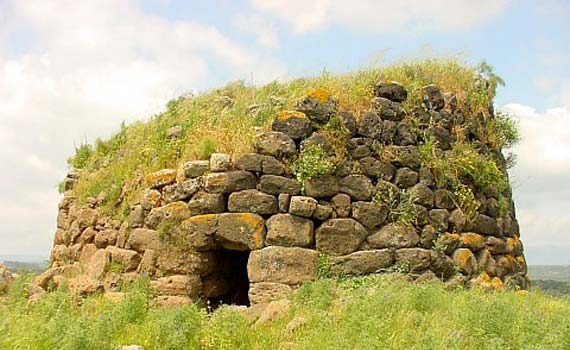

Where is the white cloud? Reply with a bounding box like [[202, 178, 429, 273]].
[[234, 13, 279, 49], [503, 104, 570, 249], [249, 0, 510, 34], [0, 0, 286, 256]]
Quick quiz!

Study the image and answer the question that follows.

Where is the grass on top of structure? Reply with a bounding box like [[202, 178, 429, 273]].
[[64, 58, 502, 218]]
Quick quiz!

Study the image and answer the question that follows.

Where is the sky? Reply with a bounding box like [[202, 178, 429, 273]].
[[0, 0, 569, 264]]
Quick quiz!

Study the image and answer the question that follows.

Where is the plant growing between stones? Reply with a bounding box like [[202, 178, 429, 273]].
[[451, 183, 480, 222], [292, 143, 335, 191], [316, 253, 332, 279], [373, 183, 418, 226]]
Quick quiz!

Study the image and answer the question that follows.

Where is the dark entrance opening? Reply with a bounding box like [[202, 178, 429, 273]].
[[204, 249, 250, 309]]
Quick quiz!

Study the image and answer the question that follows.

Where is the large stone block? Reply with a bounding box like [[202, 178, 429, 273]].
[[271, 111, 313, 140], [178, 214, 218, 251], [152, 275, 202, 297], [214, 213, 266, 251], [315, 218, 367, 255], [253, 132, 297, 158], [339, 175, 373, 201], [367, 223, 420, 249], [204, 171, 256, 194], [330, 250, 394, 276], [351, 201, 388, 230], [248, 246, 318, 285], [145, 201, 192, 229], [106, 246, 141, 272], [288, 196, 318, 218], [188, 192, 225, 216], [265, 213, 314, 247], [258, 175, 301, 195], [453, 248, 478, 276], [374, 81, 408, 102], [395, 248, 431, 272], [303, 175, 339, 198], [228, 189, 278, 215], [126, 228, 161, 253], [144, 169, 177, 189], [249, 282, 293, 305]]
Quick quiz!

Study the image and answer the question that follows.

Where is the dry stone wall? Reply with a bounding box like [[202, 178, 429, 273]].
[[39, 82, 529, 305]]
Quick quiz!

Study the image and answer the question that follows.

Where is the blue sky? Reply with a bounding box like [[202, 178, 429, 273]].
[[0, 0, 569, 264]]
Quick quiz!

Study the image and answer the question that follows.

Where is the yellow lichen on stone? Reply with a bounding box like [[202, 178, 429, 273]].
[[461, 233, 485, 247], [184, 214, 219, 224], [277, 110, 307, 120], [307, 88, 331, 103], [236, 213, 265, 250], [144, 169, 177, 188], [490, 277, 505, 290]]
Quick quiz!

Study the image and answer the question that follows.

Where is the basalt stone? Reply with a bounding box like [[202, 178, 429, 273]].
[[178, 215, 217, 251], [426, 126, 451, 150], [188, 192, 225, 216], [295, 90, 337, 124], [473, 214, 499, 236], [409, 183, 434, 208], [371, 97, 405, 121], [266, 213, 314, 247], [338, 111, 357, 137], [278, 193, 291, 213], [162, 179, 199, 203], [261, 156, 287, 175], [94, 229, 118, 249], [347, 137, 373, 159], [429, 209, 450, 231], [449, 209, 467, 232], [357, 111, 383, 139], [330, 250, 394, 276], [422, 84, 445, 111], [313, 202, 333, 221], [228, 189, 278, 215], [359, 157, 396, 181], [443, 92, 458, 111], [419, 167, 432, 189], [351, 201, 388, 230], [144, 169, 177, 189], [430, 251, 456, 279], [436, 233, 460, 255], [380, 120, 398, 144], [204, 171, 256, 194], [259, 175, 301, 195], [145, 201, 192, 229], [248, 246, 318, 285], [339, 175, 373, 201], [420, 225, 437, 249], [395, 248, 431, 272], [152, 275, 202, 297], [303, 175, 339, 198], [271, 112, 313, 140], [253, 132, 297, 159], [289, 196, 318, 218], [392, 146, 421, 169], [215, 213, 265, 251], [300, 132, 334, 155], [396, 123, 417, 146], [182, 160, 210, 178], [140, 189, 161, 210], [486, 198, 500, 218], [129, 205, 145, 228], [315, 218, 368, 255], [486, 236, 508, 254], [395, 167, 419, 189], [248, 282, 293, 305], [210, 153, 232, 172], [235, 153, 264, 172], [106, 246, 141, 272], [453, 248, 478, 276], [374, 81, 408, 102], [126, 228, 161, 253], [434, 189, 455, 210], [460, 233, 486, 251], [411, 204, 429, 226], [367, 223, 420, 249]]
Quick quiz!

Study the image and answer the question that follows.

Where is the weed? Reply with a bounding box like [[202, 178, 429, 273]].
[[451, 183, 481, 222], [67, 143, 93, 169], [317, 253, 332, 279], [292, 143, 335, 191], [373, 184, 418, 225]]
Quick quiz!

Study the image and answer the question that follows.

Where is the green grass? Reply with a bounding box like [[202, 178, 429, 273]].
[[65, 58, 501, 218], [2, 274, 570, 350]]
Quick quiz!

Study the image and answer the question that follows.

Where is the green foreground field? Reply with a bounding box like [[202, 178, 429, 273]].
[[1, 275, 569, 350]]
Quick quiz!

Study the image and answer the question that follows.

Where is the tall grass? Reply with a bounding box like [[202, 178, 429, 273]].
[[1, 274, 569, 350]]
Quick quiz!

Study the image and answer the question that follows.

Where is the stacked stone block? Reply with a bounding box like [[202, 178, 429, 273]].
[[40, 83, 528, 305]]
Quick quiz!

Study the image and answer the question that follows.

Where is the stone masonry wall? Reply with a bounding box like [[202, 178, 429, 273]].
[[38, 82, 529, 306]]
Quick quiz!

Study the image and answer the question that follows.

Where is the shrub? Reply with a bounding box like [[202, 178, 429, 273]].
[[67, 143, 93, 169], [485, 111, 521, 150], [292, 143, 335, 191]]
